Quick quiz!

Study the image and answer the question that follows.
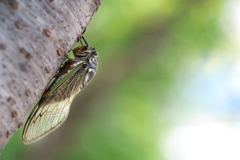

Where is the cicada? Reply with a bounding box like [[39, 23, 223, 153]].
[[22, 36, 98, 144]]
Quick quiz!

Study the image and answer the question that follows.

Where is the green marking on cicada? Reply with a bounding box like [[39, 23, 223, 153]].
[[22, 36, 98, 144]]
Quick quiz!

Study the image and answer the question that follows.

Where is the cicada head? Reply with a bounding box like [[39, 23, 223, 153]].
[[73, 46, 98, 59], [73, 46, 98, 69]]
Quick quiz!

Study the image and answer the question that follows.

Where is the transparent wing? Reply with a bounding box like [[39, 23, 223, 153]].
[[22, 67, 86, 144]]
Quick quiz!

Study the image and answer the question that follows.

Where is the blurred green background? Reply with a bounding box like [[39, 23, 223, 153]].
[[2, 0, 240, 160]]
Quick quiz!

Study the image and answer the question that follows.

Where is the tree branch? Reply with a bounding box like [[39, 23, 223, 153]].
[[0, 0, 102, 152]]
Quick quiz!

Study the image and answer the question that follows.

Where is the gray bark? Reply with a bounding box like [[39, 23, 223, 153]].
[[0, 0, 102, 152]]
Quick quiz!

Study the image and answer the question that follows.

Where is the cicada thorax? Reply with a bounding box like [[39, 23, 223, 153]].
[[49, 45, 96, 85], [40, 45, 98, 104], [72, 46, 98, 87]]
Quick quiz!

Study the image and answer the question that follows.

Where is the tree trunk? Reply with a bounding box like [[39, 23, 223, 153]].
[[0, 0, 102, 152]]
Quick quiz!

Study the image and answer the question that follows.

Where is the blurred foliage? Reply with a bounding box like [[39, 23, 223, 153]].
[[1, 0, 226, 160]]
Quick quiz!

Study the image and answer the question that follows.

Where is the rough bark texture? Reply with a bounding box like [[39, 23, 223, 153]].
[[0, 0, 102, 152]]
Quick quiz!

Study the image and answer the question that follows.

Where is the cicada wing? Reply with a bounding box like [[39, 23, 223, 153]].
[[22, 99, 72, 144], [22, 68, 85, 144]]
